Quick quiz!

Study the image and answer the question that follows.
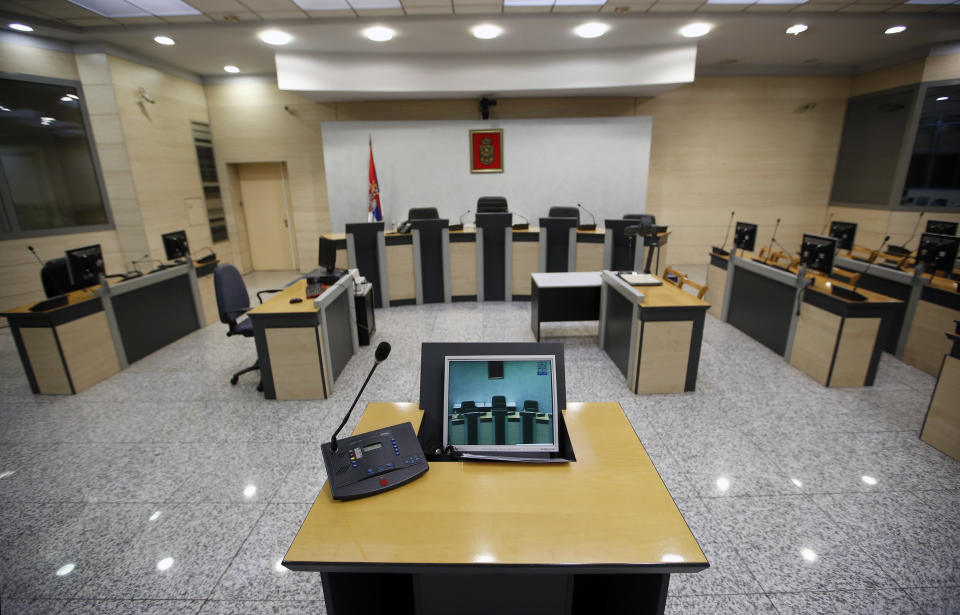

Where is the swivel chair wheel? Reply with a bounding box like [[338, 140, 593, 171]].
[[257, 382, 264, 392], [230, 375, 239, 386]]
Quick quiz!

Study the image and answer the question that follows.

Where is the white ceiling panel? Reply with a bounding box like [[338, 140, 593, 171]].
[[66, 0, 149, 17]]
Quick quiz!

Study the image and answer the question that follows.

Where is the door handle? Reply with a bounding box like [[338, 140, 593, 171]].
[[284, 218, 289, 228]]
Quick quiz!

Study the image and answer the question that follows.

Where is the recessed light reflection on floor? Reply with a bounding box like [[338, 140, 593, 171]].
[[243, 484, 257, 498], [149, 511, 162, 521], [0, 470, 15, 479], [791, 478, 803, 488], [800, 548, 818, 562], [861, 475, 878, 486], [274, 558, 287, 573], [55, 563, 75, 576], [156, 557, 174, 571], [716, 477, 730, 492]]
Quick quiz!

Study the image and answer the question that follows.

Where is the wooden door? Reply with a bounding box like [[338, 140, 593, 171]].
[[237, 162, 295, 271]]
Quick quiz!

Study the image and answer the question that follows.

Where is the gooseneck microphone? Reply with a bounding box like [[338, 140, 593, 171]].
[[715, 211, 735, 256], [577, 203, 597, 226], [460, 209, 472, 225], [889, 212, 923, 255], [449, 209, 471, 232], [27, 245, 44, 266], [855, 236, 889, 291], [330, 341, 391, 453], [764, 218, 782, 264], [822, 212, 833, 235]]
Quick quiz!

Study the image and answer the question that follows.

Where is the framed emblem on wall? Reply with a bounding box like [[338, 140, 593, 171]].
[[469, 129, 503, 173]]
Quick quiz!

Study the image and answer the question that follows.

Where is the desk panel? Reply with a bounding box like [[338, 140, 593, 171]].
[[198, 274, 218, 327], [265, 326, 327, 400], [704, 261, 727, 320], [636, 320, 692, 394], [57, 311, 120, 392], [832, 317, 881, 387], [921, 355, 960, 462], [790, 303, 839, 386], [904, 300, 956, 376], [20, 327, 72, 394], [386, 242, 416, 304], [512, 241, 538, 298], [449, 237, 477, 299]]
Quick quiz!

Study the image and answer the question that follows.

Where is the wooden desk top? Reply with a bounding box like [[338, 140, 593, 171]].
[[3, 285, 100, 315], [284, 402, 707, 571], [605, 271, 709, 309], [808, 269, 901, 304], [247, 279, 319, 316]]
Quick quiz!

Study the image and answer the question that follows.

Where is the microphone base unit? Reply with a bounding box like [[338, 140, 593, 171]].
[[886, 245, 911, 257], [512, 223, 529, 230], [830, 285, 868, 302], [321, 421, 429, 501], [711, 246, 730, 257], [577, 224, 597, 231], [448, 224, 464, 232]]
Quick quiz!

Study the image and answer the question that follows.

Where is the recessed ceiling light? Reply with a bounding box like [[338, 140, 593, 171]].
[[156, 557, 174, 571], [41, 116, 55, 123], [9, 23, 33, 32], [861, 475, 878, 485], [884, 25, 906, 35], [679, 23, 712, 39], [574, 22, 610, 39], [471, 24, 503, 40], [936, 96, 949, 101], [224, 65, 240, 73], [259, 29, 293, 45], [55, 563, 76, 576], [363, 26, 395, 42], [786, 24, 808, 36], [153, 35, 175, 46]]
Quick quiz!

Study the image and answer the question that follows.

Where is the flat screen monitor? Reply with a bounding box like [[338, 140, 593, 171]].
[[734, 222, 757, 252], [917, 232, 960, 274], [65, 244, 104, 288], [318, 236, 338, 272], [162, 230, 189, 261], [926, 220, 958, 236], [443, 355, 559, 454], [800, 233, 837, 275], [829, 221, 858, 251]]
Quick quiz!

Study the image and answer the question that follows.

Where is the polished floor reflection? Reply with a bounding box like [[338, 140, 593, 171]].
[[0, 270, 957, 614]]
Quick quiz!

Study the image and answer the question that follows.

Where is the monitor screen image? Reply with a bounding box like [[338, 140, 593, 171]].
[[926, 220, 958, 236], [800, 233, 837, 275], [162, 230, 189, 261], [65, 244, 104, 288], [443, 355, 559, 454], [829, 221, 858, 251], [734, 222, 757, 252], [318, 236, 338, 272], [917, 233, 960, 274]]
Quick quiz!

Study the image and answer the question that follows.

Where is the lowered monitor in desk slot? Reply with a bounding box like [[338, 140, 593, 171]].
[[162, 230, 189, 262], [733, 222, 757, 254], [926, 220, 958, 237], [829, 221, 857, 252], [65, 244, 105, 290], [322, 342, 429, 500], [799, 233, 837, 276], [917, 233, 960, 278]]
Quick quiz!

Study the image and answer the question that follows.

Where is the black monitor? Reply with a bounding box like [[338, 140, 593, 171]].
[[926, 220, 958, 236], [65, 244, 105, 288], [829, 221, 857, 251], [800, 233, 837, 275], [733, 222, 757, 252], [917, 232, 960, 275], [162, 230, 189, 261], [318, 236, 338, 273]]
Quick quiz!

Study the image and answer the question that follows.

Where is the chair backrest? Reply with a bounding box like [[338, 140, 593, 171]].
[[492, 395, 506, 407], [523, 400, 539, 412], [539, 217, 578, 273], [412, 219, 449, 304], [40, 257, 74, 298], [214, 264, 251, 329], [548, 206, 580, 222], [460, 400, 476, 412], [477, 196, 508, 213], [680, 277, 709, 300], [475, 212, 513, 300], [604, 219, 640, 271], [345, 222, 385, 307], [663, 266, 685, 287], [624, 213, 656, 226], [408, 207, 440, 221]]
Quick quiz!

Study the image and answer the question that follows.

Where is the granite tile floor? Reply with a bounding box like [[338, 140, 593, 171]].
[[0, 269, 958, 614]]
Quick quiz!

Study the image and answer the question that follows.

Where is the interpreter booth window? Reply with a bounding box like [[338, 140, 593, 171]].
[[902, 83, 960, 210], [0, 76, 112, 236]]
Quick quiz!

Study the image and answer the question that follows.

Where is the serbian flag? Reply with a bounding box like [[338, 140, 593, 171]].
[[367, 137, 383, 222]]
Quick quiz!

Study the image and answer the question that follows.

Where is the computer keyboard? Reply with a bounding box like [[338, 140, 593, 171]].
[[306, 282, 326, 298]]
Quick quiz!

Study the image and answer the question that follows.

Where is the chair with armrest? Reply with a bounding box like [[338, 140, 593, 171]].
[[548, 207, 580, 222], [214, 264, 282, 390], [492, 395, 506, 408], [408, 207, 440, 221], [663, 266, 685, 287], [477, 196, 508, 213]]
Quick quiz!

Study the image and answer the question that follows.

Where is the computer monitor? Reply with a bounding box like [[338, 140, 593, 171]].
[[926, 220, 958, 236], [318, 236, 337, 272], [829, 221, 857, 251], [443, 355, 559, 454], [917, 233, 960, 275], [162, 230, 189, 261], [733, 222, 757, 252], [800, 233, 837, 275], [65, 244, 105, 288]]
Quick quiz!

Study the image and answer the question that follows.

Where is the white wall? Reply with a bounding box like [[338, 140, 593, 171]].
[[321, 117, 652, 229]]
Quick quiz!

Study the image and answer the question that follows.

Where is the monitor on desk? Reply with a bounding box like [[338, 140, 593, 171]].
[[926, 220, 958, 237], [917, 233, 960, 275], [734, 222, 757, 252], [800, 233, 837, 275], [65, 244, 105, 288], [829, 222, 857, 251], [443, 355, 559, 455], [162, 230, 189, 261], [318, 236, 338, 273]]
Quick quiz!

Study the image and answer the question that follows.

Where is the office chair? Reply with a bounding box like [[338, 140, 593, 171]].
[[408, 207, 440, 220], [548, 206, 580, 222], [214, 264, 281, 391], [412, 219, 449, 303], [523, 400, 539, 412], [477, 196, 508, 213], [605, 219, 641, 271], [492, 395, 506, 408], [624, 213, 656, 226], [460, 400, 476, 412], [40, 258, 74, 297]]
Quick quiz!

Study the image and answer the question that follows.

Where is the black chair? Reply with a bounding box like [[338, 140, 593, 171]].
[[540, 217, 578, 273], [624, 213, 656, 226], [345, 222, 385, 307], [214, 264, 281, 390], [548, 207, 580, 223], [492, 395, 506, 408], [408, 207, 440, 221], [477, 196, 508, 213], [523, 400, 539, 412], [412, 219, 449, 304], [40, 258, 74, 298], [475, 212, 512, 300], [460, 400, 476, 412], [605, 219, 641, 271]]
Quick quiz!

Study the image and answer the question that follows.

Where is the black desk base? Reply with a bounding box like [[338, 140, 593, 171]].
[[355, 284, 375, 346], [531, 281, 601, 341]]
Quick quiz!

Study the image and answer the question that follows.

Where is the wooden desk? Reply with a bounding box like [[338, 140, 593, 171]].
[[530, 272, 602, 341], [599, 271, 709, 394], [283, 402, 707, 615], [247, 275, 358, 400]]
